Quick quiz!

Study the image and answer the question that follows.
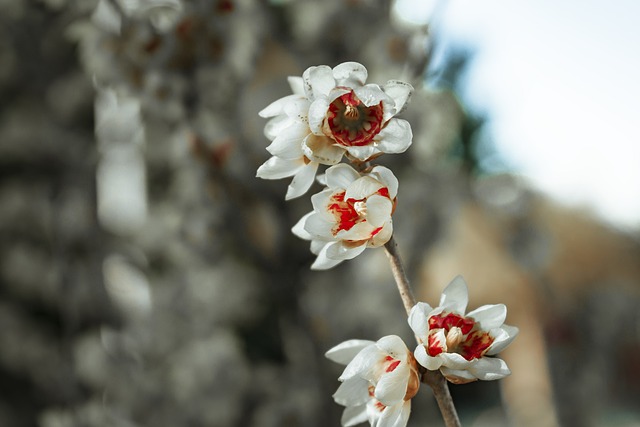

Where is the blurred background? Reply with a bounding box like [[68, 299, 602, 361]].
[[0, 0, 639, 426]]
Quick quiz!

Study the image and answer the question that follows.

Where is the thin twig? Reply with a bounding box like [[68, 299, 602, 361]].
[[383, 236, 462, 427]]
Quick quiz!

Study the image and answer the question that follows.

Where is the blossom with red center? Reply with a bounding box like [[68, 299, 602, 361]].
[[292, 164, 398, 270], [408, 276, 519, 384], [305, 61, 414, 162], [325, 336, 420, 427]]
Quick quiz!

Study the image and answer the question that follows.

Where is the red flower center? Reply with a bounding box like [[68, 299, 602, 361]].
[[327, 188, 389, 236], [426, 312, 494, 361], [327, 90, 383, 147]]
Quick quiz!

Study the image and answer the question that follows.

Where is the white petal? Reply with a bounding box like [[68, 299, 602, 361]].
[[310, 238, 328, 255], [326, 164, 361, 190], [467, 304, 507, 330], [383, 80, 414, 115], [283, 97, 311, 119], [374, 119, 413, 154], [378, 401, 410, 427], [303, 65, 335, 100], [326, 241, 367, 261], [468, 357, 511, 381], [375, 364, 409, 405], [285, 162, 318, 200], [304, 212, 335, 239], [333, 376, 371, 406], [344, 144, 379, 162], [439, 352, 475, 370], [370, 166, 399, 199], [326, 339, 376, 365], [264, 114, 292, 140], [342, 404, 369, 427], [414, 344, 443, 371], [486, 325, 519, 356], [336, 222, 376, 242], [311, 243, 345, 270], [266, 123, 308, 159], [308, 98, 330, 134], [288, 76, 304, 95], [369, 220, 393, 247], [440, 367, 478, 384], [310, 189, 335, 221], [302, 134, 345, 165], [345, 176, 384, 200], [439, 275, 469, 314], [340, 343, 383, 381], [292, 212, 314, 240], [333, 61, 368, 86], [375, 335, 409, 358], [366, 195, 392, 227], [259, 94, 302, 118], [353, 84, 392, 108], [408, 302, 433, 339], [256, 156, 303, 179]]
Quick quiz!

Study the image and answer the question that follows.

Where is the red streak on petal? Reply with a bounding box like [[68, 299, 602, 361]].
[[427, 336, 444, 357], [385, 360, 401, 373], [376, 187, 390, 198], [460, 331, 494, 361], [371, 226, 383, 237], [374, 401, 386, 412]]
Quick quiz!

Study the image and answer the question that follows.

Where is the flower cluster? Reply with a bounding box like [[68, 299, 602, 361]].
[[327, 276, 518, 427], [257, 61, 412, 268]]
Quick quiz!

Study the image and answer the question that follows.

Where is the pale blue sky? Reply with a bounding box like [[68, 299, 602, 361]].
[[398, 0, 640, 229]]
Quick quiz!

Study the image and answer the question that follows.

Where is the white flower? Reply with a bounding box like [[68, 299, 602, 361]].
[[257, 62, 413, 199], [304, 61, 413, 162], [325, 336, 420, 427], [292, 164, 398, 270], [408, 276, 519, 384]]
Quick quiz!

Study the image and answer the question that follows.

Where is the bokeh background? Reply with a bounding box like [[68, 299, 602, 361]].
[[0, 0, 639, 426]]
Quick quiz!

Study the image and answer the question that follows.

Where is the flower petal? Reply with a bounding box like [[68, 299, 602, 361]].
[[326, 339, 376, 365], [370, 166, 399, 199], [288, 76, 304, 95], [344, 144, 379, 162], [439, 352, 475, 370], [383, 80, 414, 115], [259, 94, 302, 118], [366, 195, 392, 227], [326, 240, 367, 261], [353, 83, 392, 107], [378, 400, 410, 427], [467, 304, 507, 330], [468, 357, 511, 381], [440, 367, 478, 384], [325, 164, 361, 190], [308, 98, 330, 134], [302, 134, 345, 165], [340, 343, 382, 381], [333, 61, 368, 86], [369, 220, 393, 247], [439, 275, 469, 314], [336, 222, 376, 241], [375, 364, 409, 405], [341, 404, 369, 427], [304, 211, 334, 238], [408, 302, 433, 339], [291, 212, 314, 240], [266, 122, 308, 159], [345, 176, 384, 200], [375, 335, 409, 359], [414, 344, 443, 370], [263, 114, 292, 140], [311, 242, 344, 270], [374, 119, 413, 154], [256, 156, 303, 179], [333, 376, 371, 406], [285, 161, 318, 200], [486, 325, 519, 356], [303, 65, 335, 100], [311, 189, 335, 220]]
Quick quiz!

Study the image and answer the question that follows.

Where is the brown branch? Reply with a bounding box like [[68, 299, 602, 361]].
[[383, 235, 462, 427]]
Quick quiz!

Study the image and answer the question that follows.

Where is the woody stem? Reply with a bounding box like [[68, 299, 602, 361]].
[[383, 236, 462, 427]]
